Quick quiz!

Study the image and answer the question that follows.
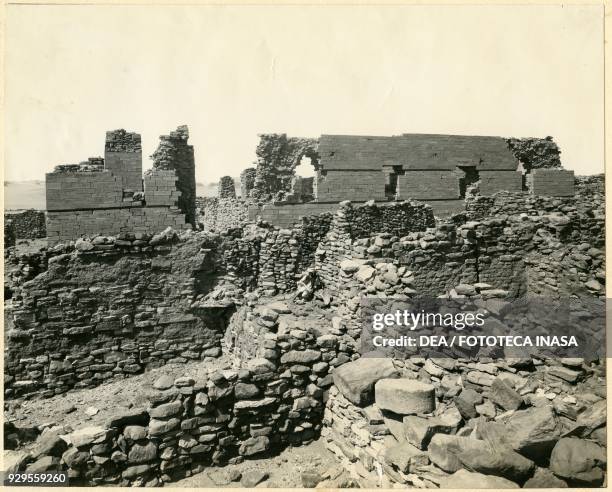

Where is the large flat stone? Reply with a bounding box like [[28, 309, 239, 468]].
[[428, 434, 534, 482], [438, 469, 519, 489], [375, 379, 435, 415], [332, 358, 399, 407]]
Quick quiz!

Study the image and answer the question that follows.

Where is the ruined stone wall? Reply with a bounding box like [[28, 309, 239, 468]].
[[151, 126, 197, 227], [198, 198, 249, 232], [104, 130, 143, 192], [240, 168, 256, 198], [4, 210, 47, 239], [218, 177, 236, 199], [8, 300, 353, 486], [46, 207, 188, 245], [46, 147, 190, 245], [250, 134, 319, 201], [4, 235, 229, 400]]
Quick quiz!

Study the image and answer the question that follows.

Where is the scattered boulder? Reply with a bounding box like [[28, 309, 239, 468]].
[[240, 470, 269, 487], [375, 379, 435, 415], [549, 437, 606, 485]]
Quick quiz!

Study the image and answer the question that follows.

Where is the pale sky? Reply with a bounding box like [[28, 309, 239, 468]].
[[4, 4, 604, 183]]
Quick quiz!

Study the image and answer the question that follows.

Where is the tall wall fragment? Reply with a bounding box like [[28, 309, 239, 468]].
[[151, 125, 197, 226]]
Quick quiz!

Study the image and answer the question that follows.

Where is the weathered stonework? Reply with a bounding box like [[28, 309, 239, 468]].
[[151, 126, 197, 227]]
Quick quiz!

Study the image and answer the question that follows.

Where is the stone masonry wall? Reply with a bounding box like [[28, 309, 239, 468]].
[[478, 170, 523, 195], [7, 299, 353, 486], [528, 169, 575, 196], [46, 207, 188, 245], [315, 170, 386, 202], [4, 233, 229, 399], [46, 171, 127, 211], [397, 171, 460, 200]]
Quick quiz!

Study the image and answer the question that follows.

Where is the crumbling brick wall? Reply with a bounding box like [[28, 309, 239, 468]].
[[4, 210, 46, 239], [151, 126, 197, 227]]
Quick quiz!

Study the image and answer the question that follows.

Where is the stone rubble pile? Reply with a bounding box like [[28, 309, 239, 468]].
[[323, 349, 606, 488], [4, 209, 47, 239]]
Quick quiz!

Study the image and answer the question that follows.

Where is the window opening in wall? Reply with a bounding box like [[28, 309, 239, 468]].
[[291, 156, 316, 202], [384, 165, 404, 200], [457, 165, 479, 197]]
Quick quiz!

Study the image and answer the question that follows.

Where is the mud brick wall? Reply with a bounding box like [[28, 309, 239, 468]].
[[528, 169, 575, 196], [144, 170, 182, 207], [397, 171, 460, 200], [478, 170, 523, 195], [4, 210, 47, 239], [4, 238, 229, 399], [316, 171, 386, 202], [46, 207, 188, 245], [104, 130, 143, 192], [46, 171, 125, 211]]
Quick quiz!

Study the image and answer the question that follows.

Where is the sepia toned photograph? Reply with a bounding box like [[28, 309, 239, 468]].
[[2, 2, 607, 489]]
